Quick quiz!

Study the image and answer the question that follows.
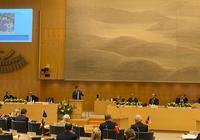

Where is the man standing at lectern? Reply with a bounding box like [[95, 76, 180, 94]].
[[72, 85, 84, 100]]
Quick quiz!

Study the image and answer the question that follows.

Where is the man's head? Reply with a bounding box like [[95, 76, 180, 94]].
[[63, 114, 70, 122], [65, 122, 73, 131], [135, 114, 142, 123], [21, 108, 27, 115], [75, 85, 79, 90], [152, 93, 156, 98], [104, 114, 111, 121]]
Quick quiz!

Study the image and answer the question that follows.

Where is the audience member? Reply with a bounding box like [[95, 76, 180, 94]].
[[91, 127, 101, 140], [125, 128, 136, 140], [131, 115, 148, 132], [57, 114, 70, 126], [57, 122, 77, 140], [72, 85, 84, 100], [127, 93, 138, 103], [99, 114, 116, 139], [15, 108, 29, 128], [149, 93, 159, 105]]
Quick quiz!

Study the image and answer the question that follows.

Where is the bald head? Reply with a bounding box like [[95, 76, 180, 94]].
[[135, 115, 142, 123]]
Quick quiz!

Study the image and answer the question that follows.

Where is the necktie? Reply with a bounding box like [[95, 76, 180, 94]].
[[77, 91, 80, 99]]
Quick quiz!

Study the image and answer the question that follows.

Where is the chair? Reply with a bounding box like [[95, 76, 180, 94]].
[[0, 119, 8, 130], [0, 133, 13, 140], [197, 133, 200, 140], [49, 125, 65, 135], [73, 126, 85, 138], [11, 120, 27, 133], [135, 132, 154, 140], [28, 122, 42, 135], [102, 129, 125, 140]]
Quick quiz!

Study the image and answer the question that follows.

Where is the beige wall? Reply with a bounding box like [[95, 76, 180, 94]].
[[1, 0, 200, 111]]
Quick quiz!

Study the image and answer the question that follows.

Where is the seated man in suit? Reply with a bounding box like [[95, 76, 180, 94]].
[[175, 94, 189, 104], [57, 122, 77, 140], [99, 114, 116, 139], [149, 93, 159, 105], [26, 91, 39, 102], [3, 91, 15, 101], [72, 85, 84, 100], [127, 93, 138, 103], [131, 115, 148, 132]]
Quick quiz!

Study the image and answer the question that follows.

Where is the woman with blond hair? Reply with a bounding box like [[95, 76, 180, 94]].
[[125, 128, 136, 140], [91, 127, 101, 140]]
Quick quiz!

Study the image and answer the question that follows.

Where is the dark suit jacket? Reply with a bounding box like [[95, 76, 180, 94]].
[[149, 98, 159, 105], [15, 115, 29, 122], [15, 115, 29, 128], [26, 95, 39, 102], [99, 120, 116, 132], [3, 95, 15, 101], [99, 120, 116, 140], [175, 97, 188, 104], [57, 131, 78, 140], [127, 97, 138, 103], [131, 122, 148, 132], [72, 90, 84, 100]]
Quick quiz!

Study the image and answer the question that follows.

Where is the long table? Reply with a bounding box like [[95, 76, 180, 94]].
[[0, 102, 58, 124], [106, 105, 200, 131]]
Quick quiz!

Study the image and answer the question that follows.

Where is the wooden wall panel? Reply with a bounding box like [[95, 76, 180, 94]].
[[39, 0, 200, 111], [40, 81, 200, 111], [39, 0, 66, 79], [0, 0, 41, 100]]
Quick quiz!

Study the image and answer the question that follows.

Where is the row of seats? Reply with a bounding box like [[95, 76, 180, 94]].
[[0, 119, 155, 140], [0, 119, 42, 135]]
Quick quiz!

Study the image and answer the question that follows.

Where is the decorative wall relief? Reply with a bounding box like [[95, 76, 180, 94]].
[[0, 49, 27, 73]]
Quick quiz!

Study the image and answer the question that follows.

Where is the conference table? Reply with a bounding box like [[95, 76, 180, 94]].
[[94, 101, 200, 131], [0, 102, 58, 124]]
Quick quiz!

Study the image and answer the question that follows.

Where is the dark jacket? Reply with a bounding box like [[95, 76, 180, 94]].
[[99, 120, 116, 132], [57, 131, 78, 140], [131, 122, 148, 132], [72, 90, 84, 100], [149, 98, 159, 105], [26, 95, 39, 102]]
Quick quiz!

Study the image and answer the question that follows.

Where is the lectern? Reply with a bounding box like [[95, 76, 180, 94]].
[[68, 99, 84, 119]]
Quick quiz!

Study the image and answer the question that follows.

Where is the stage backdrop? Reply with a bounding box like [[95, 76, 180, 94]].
[[65, 0, 200, 82]]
